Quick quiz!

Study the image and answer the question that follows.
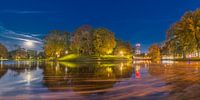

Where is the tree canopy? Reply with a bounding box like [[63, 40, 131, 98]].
[[114, 40, 132, 56], [70, 25, 93, 55], [148, 44, 161, 61], [93, 28, 116, 55], [166, 9, 200, 57], [44, 30, 70, 58]]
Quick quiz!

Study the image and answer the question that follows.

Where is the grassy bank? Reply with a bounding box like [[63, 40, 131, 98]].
[[59, 54, 132, 61], [173, 58, 200, 61]]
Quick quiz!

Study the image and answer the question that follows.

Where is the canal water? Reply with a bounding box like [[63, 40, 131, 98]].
[[0, 60, 200, 100]]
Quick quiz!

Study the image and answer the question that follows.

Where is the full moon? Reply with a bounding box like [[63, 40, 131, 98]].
[[25, 40, 34, 47]]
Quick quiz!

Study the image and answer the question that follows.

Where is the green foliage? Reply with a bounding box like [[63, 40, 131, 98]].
[[114, 40, 132, 56], [44, 30, 70, 58], [43, 25, 132, 59], [93, 28, 116, 55], [70, 25, 93, 55], [166, 9, 200, 57], [0, 43, 8, 59], [148, 44, 161, 61]]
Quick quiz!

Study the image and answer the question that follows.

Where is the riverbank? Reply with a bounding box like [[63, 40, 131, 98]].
[[163, 58, 200, 61]]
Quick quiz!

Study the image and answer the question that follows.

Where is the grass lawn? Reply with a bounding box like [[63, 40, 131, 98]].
[[59, 54, 132, 61]]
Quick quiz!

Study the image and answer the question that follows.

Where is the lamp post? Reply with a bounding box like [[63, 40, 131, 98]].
[[120, 51, 124, 56]]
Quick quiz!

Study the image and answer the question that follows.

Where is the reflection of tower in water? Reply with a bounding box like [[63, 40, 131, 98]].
[[135, 65, 140, 78], [131, 65, 141, 79]]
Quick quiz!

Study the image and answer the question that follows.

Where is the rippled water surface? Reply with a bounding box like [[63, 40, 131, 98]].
[[0, 60, 200, 100]]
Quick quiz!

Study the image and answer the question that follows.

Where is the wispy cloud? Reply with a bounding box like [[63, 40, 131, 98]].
[[0, 10, 50, 14], [0, 26, 43, 44]]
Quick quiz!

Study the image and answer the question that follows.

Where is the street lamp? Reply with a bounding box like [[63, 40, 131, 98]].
[[56, 52, 60, 58], [120, 51, 124, 56], [65, 50, 68, 54]]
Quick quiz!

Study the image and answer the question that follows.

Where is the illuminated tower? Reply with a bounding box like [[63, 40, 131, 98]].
[[135, 43, 141, 55]]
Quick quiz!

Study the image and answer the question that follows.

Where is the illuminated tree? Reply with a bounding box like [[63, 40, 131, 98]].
[[166, 9, 200, 58], [44, 30, 70, 59], [0, 43, 8, 59], [148, 44, 161, 62], [114, 40, 132, 56], [70, 25, 93, 55], [93, 28, 116, 55]]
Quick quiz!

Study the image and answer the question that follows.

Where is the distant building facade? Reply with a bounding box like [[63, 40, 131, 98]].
[[135, 43, 141, 55]]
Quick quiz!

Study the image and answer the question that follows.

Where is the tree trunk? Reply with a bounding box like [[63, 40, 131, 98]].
[[182, 52, 186, 59]]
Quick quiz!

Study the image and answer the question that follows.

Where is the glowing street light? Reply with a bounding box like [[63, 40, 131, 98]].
[[120, 51, 124, 56], [56, 52, 60, 58], [65, 50, 68, 54]]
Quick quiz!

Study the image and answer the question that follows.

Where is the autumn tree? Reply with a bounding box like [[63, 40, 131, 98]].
[[148, 44, 161, 62], [166, 9, 200, 58], [0, 43, 8, 59], [70, 25, 93, 55], [44, 30, 70, 59], [114, 40, 132, 56], [93, 28, 116, 55]]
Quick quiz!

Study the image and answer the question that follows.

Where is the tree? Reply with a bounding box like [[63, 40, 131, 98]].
[[70, 25, 93, 55], [44, 30, 70, 59], [93, 28, 116, 55], [187, 9, 200, 56], [9, 48, 27, 59], [166, 9, 200, 58], [114, 40, 132, 56], [0, 43, 8, 59], [148, 44, 161, 62]]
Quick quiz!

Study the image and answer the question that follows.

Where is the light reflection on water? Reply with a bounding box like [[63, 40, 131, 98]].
[[0, 61, 200, 99]]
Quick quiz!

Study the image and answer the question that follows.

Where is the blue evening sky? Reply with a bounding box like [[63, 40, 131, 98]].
[[0, 0, 200, 52]]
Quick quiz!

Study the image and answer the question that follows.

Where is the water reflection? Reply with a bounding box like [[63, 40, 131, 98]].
[[1, 61, 200, 99], [43, 61, 133, 93]]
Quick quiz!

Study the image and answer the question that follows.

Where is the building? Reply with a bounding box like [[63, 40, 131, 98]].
[[135, 43, 141, 55]]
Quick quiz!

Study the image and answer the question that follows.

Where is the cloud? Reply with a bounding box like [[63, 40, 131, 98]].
[[0, 26, 43, 44], [0, 10, 50, 14]]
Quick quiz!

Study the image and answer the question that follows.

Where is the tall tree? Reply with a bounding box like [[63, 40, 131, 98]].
[[0, 43, 8, 59], [148, 44, 161, 62], [70, 25, 93, 55], [44, 30, 70, 58], [93, 28, 116, 55], [165, 9, 200, 58], [187, 9, 200, 56]]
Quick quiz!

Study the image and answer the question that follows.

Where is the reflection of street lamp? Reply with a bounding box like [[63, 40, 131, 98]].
[[65, 67, 68, 73], [120, 63, 124, 71], [120, 63, 124, 75], [26, 72, 31, 85], [0, 60, 3, 68]]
